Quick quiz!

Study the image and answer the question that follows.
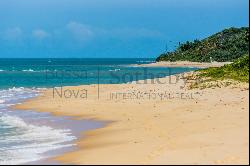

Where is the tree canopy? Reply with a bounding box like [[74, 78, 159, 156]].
[[156, 27, 249, 62]]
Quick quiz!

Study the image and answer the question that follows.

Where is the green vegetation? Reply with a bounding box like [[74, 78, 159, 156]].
[[199, 54, 249, 82], [188, 55, 249, 89], [156, 27, 249, 62]]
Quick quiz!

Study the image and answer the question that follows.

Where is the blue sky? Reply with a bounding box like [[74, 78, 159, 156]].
[[0, 0, 249, 58]]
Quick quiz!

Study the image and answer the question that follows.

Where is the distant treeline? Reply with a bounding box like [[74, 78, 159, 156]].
[[156, 27, 249, 62]]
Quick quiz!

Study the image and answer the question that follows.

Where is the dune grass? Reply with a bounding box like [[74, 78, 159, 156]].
[[199, 55, 249, 82], [187, 55, 249, 89]]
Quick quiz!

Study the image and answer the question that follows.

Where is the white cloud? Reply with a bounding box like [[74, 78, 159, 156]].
[[64, 21, 162, 41], [1, 23, 163, 45], [66, 22, 93, 41], [32, 29, 50, 39], [3, 27, 23, 40], [109, 27, 163, 39]]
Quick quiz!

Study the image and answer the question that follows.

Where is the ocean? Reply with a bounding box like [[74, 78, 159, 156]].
[[0, 58, 197, 164]]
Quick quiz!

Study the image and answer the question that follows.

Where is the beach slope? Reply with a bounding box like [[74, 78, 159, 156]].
[[15, 74, 249, 164]]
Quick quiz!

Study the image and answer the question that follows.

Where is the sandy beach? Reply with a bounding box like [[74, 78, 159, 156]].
[[15, 73, 249, 165], [1, 0, 248, 164], [131, 61, 232, 68]]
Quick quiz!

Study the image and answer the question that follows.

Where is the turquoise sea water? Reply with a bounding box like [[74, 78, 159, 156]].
[[0, 58, 197, 164], [0, 58, 196, 89], [1, 58, 144, 88]]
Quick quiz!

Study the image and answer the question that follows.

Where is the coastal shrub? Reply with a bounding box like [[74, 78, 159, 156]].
[[199, 54, 249, 82], [156, 27, 249, 62]]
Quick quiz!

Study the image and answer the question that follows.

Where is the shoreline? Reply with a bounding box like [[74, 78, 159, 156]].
[[1, 88, 104, 165], [15, 72, 249, 164], [131, 61, 232, 68]]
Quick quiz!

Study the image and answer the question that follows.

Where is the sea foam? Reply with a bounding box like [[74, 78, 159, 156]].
[[0, 115, 76, 164], [0, 87, 76, 164]]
